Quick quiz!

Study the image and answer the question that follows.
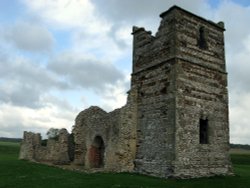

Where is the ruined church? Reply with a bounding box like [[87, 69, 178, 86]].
[[19, 6, 233, 178]]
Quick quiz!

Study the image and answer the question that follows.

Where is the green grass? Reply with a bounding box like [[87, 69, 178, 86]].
[[231, 153, 250, 165], [1, 141, 250, 188]]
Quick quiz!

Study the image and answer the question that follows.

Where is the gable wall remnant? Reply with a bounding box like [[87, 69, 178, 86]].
[[73, 88, 137, 172]]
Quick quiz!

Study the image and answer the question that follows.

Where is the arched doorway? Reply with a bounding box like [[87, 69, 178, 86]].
[[88, 136, 105, 168]]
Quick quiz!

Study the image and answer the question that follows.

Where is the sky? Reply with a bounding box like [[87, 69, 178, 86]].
[[0, 0, 250, 144]]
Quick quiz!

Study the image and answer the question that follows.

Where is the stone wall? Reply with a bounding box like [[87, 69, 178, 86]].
[[131, 6, 232, 178], [172, 8, 232, 177], [19, 131, 41, 161], [72, 88, 137, 172], [131, 59, 176, 177], [19, 129, 71, 164], [131, 8, 179, 178]]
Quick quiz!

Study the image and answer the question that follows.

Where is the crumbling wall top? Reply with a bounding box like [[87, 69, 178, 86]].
[[159, 5, 225, 30]]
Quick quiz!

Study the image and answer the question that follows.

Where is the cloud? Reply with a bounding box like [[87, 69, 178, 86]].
[[4, 21, 54, 52], [227, 35, 250, 93], [229, 92, 250, 144], [99, 78, 130, 112], [0, 43, 127, 111], [93, 0, 206, 22], [22, 0, 128, 61], [0, 52, 69, 108], [48, 52, 125, 91], [22, 0, 110, 33], [0, 103, 76, 138]]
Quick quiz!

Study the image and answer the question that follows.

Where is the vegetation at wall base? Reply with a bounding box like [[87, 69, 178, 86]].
[[0, 141, 250, 188]]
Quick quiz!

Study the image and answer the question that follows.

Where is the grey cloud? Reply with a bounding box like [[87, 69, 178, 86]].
[[0, 49, 125, 109], [0, 111, 42, 138], [4, 21, 54, 52], [48, 53, 125, 92], [93, 0, 205, 24], [6, 58, 69, 90], [225, 42, 250, 95], [0, 82, 42, 108], [229, 91, 250, 144], [0, 123, 47, 139], [228, 62, 250, 95], [0, 52, 70, 108], [108, 24, 131, 49], [42, 95, 79, 115]]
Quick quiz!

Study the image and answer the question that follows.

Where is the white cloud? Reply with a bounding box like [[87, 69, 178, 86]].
[[0, 99, 77, 138], [227, 35, 250, 93], [4, 21, 54, 52], [94, 0, 207, 22], [48, 51, 125, 91], [22, 0, 110, 33], [0, 52, 69, 108], [99, 79, 130, 112]]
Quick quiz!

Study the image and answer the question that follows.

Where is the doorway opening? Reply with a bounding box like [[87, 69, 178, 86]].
[[89, 136, 105, 168]]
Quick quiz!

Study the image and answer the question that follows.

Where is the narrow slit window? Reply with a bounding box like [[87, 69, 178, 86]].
[[198, 27, 208, 49], [199, 118, 208, 144]]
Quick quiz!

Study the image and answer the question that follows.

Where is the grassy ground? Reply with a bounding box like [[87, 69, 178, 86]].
[[0, 141, 250, 188]]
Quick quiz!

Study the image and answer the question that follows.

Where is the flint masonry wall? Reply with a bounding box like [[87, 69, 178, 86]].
[[131, 24, 176, 176], [19, 131, 41, 161], [19, 129, 71, 164], [73, 89, 137, 172], [171, 7, 232, 177], [131, 6, 232, 178]]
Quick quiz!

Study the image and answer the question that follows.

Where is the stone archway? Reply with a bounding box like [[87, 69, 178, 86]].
[[88, 136, 105, 168]]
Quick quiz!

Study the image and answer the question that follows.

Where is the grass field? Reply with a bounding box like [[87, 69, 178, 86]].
[[1, 142, 250, 188]]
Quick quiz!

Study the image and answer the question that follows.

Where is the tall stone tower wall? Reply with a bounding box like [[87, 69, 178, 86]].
[[169, 7, 231, 177], [132, 6, 232, 178], [131, 24, 176, 176]]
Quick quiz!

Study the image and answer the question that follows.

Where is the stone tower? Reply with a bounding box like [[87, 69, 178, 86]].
[[131, 6, 232, 178]]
